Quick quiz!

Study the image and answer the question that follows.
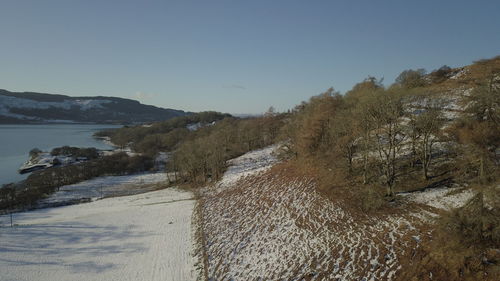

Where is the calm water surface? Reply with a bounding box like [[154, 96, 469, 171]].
[[0, 124, 120, 186]]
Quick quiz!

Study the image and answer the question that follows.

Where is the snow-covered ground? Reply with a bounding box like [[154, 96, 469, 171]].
[[0, 188, 198, 281], [403, 186, 475, 211], [18, 152, 55, 172], [37, 172, 169, 208], [186, 121, 216, 132], [19, 152, 88, 173], [214, 144, 279, 190]]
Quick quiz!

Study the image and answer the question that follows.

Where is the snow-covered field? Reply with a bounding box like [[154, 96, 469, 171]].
[[37, 172, 169, 208], [0, 188, 198, 281]]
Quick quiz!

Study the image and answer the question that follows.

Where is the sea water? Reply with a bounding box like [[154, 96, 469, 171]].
[[0, 124, 120, 186]]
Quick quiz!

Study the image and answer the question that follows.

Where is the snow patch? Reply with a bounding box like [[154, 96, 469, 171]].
[[216, 144, 279, 189], [186, 121, 216, 131], [403, 187, 475, 211]]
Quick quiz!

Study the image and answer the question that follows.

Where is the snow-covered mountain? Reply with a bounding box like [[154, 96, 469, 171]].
[[0, 90, 188, 124]]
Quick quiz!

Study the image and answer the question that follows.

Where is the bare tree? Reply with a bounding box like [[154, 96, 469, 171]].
[[328, 110, 358, 174], [357, 102, 376, 184], [454, 73, 500, 182], [344, 80, 383, 184], [368, 90, 406, 196], [412, 98, 445, 179]]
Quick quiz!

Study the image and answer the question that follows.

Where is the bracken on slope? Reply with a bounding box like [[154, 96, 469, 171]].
[[197, 146, 472, 281]]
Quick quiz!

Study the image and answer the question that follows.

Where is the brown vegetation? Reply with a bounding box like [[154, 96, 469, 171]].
[[172, 112, 285, 185]]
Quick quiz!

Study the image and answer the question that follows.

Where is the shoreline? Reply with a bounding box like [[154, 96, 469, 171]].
[[0, 121, 128, 125], [2, 130, 120, 187], [0, 124, 122, 187]]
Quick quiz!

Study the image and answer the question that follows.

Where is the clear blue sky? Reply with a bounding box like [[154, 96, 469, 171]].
[[1, 0, 499, 114]]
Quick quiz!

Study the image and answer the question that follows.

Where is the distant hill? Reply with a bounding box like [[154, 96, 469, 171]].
[[0, 89, 189, 124]]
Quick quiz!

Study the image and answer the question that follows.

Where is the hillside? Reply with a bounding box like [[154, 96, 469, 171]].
[[199, 146, 421, 280], [197, 145, 482, 281], [188, 56, 498, 280], [0, 89, 188, 124]]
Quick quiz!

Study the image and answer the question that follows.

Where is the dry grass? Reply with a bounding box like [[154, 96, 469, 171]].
[[195, 142, 499, 280], [192, 191, 209, 281], [199, 162, 428, 280]]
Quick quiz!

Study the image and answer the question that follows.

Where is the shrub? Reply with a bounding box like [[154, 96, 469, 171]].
[[50, 146, 100, 159], [428, 190, 500, 280]]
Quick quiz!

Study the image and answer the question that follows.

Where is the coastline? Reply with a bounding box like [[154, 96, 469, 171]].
[[0, 124, 121, 187]]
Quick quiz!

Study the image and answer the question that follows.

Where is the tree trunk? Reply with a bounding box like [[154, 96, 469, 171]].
[[347, 157, 352, 174], [479, 156, 485, 183], [386, 184, 393, 197], [362, 153, 368, 184]]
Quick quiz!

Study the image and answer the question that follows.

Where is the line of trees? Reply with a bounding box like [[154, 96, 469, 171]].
[[283, 64, 498, 198], [95, 111, 231, 152], [170, 112, 285, 185]]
